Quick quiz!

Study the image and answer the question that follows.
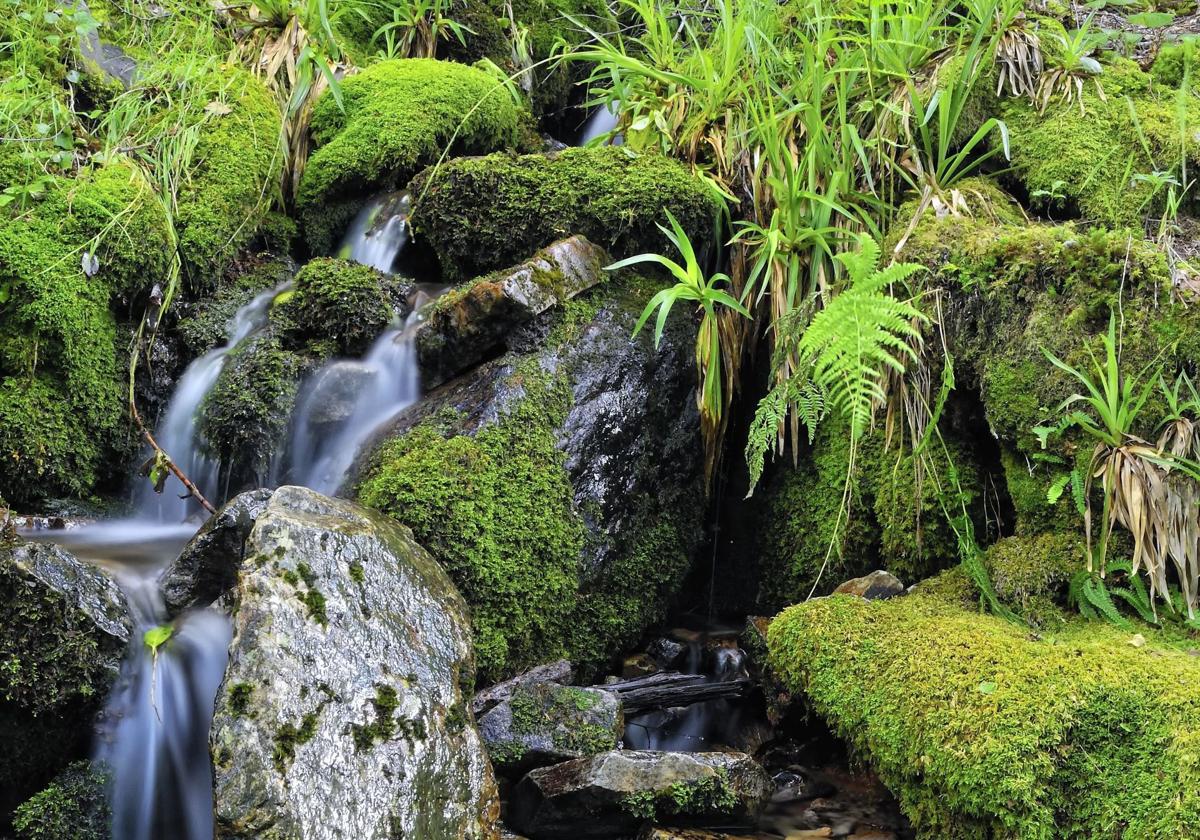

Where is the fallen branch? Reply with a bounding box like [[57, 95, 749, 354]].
[[594, 671, 749, 713], [128, 398, 216, 515]]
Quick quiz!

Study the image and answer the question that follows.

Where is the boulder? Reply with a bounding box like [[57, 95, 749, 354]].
[[472, 660, 573, 716], [417, 236, 609, 389], [0, 541, 131, 824], [208, 486, 499, 839], [832, 571, 905, 601], [508, 750, 771, 839], [160, 488, 272, 616], [479, 683, 622, 775]]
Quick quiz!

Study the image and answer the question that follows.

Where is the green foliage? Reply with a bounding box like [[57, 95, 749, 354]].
[[298, 58, 527, 253], [408, 146, 724, 281], [276, 257, 397, 357], [273, 709, 322, 773], [142, 625, 173, 654], [12, 761, 110, 840], [767, 591, 1200, 838]]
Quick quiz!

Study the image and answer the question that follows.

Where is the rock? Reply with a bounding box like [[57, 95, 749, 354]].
[[296, 361, 376, 430], [646, 638, 688, 670], [832, 571, 905, 601], [508, 751, 771, 839], [472, 659, 573, 716], [417, 236, 608, 388], [208, 486, 499, 839], [623, 654, 659, 678], [159, 488, 272, 617], [0, 541, 131, 823], [479, 683, 622, 776], [639, 829, 760, 839]]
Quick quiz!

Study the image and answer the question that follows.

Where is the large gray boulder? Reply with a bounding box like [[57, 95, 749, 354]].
[[508, 750, 772, 839], [0, 540, 131, 823], [208, 486, 500, 839]]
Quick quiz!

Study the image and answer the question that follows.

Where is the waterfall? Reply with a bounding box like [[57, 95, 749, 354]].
[[579, 103, 622, 146], [336, 191, 412, 273], [136, 284, 287, 524]]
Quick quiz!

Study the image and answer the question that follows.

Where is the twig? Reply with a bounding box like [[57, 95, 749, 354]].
[[129, 399, 216, 515]]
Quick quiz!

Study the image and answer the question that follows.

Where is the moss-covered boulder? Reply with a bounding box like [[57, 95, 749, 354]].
[[297, 59, 528, 254], [275, 257, 400, 358], [0, 161, 171, 506], [408, 146, 724, 281], [767, 591, 1200, 838], [12, 760, 110, 840], [0, 541, 131, 828], [985, 532, 1082, 620], [357, 276, 705, 683]]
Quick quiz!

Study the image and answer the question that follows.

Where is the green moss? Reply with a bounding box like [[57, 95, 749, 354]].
[[228, 682, 254, 717], [0, 161, 171, 505], [348, 561, 365, 584], [492, 683, 616, 768], [297, 58, 527, 254], [273, 709, 322, 773], [275, 258, 395, 357], [196, 332, 302, 486], [12, 761, 110, 840], [408, 146, 724, 281], [767, 592, 1200, 838], [174, 66, 282, 287], [176, 255, 293, 358], [985, 533, 1081, 610], [357, 369, 583, 681], [618, 772, 739, 822], [1001, 58, 1200, 227]]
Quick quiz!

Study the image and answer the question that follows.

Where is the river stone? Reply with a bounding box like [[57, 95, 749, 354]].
[[833, 570, 906, 601], [478, 683, 622, 776], [0, 540, 131, 824], [507, 750, 772, 839], [417, 236, 608, 389], [472, 659, 574, 716], [159, 488, 272, 617], [209, 486, 500, 840], [299, 361, 376, 430]]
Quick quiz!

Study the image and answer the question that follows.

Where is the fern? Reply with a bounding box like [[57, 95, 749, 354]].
[[797, 234, 928, 442], [1108, 560, 1159, 625], [745, 377, 826, 495], [1068, 568, 1132, 629]]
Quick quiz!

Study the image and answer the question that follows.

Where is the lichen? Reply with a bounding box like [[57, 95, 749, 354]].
[[767, 591, 1200, 838], [297, 58, 527, 254], [408, 146, 725, 281]]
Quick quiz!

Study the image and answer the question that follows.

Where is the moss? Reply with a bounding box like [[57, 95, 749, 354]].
[[491, 683, 616, 768], [272, 709, 322, 774], [297, 58, 527, 254], [228, 682, 254, 717], [197, 332, 302, 487], [1001, 58, 1200, 227], [357, 369, 583, 681], [0, 161, 171, 506], [985, 532, 1081, 611], [767, 592, 1200, 838], [351, 683, 409, 752], [275, 258, 395, 357], [11, 761, 110, 840], [173, 66, 281, 288], [408, 146, 724, 281], [348, 560, 365, 584], [618, 772, 739, 822], [756, 421, 979, 610], [176, 255, 293, 358]]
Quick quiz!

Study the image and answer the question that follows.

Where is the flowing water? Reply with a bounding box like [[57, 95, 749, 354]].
[[336, 191, 413, 273], [578, 103, 622, 146]]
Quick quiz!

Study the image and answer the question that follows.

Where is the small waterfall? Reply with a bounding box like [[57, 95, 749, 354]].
[[96, 567, 231, 840], [336, 191, 412, 273], [579, 103, 622, 146], [137, 284, 287, 523]]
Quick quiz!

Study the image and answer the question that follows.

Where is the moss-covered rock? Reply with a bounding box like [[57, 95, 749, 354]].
[[985, 532, 1081, 618], [767, 591, 1200, 838], [175, 254, 295, 359], [297, 58, 528, 254], [479, 682, 622, 774], [12, 761, 110, 840], [0, 161, 171, 506], [408, 146, 724, 281], [358, 276, 704, 683], [275, 258, 398, 358]]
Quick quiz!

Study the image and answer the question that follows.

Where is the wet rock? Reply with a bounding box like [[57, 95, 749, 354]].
[[472, 659, 573, 716], [297, 361, 376, 431], [508, 750, 771, 839], [417, 236, 608, 389], [646, 638, 687, 670], [0, 541, 131, 823], [209, 486, 499, 839], [159, 488, 272, 617], [833, 571, 905, 601], [479, 682, 622, 775]]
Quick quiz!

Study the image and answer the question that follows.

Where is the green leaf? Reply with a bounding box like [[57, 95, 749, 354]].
[[143, 625, 173, 654], [1127, 11, 1174, 27], [977, 681, 997, 694]]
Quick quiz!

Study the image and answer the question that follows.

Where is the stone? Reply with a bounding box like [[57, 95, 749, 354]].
[[639, 829, 760, 839], [209, 486, 499, 839], [479, 682, 622, 776], [832, 570, 905, 601], [159, 488, 272, 617], [623, 654, 659, 678], [472, 660, 574, 716], [507, 750, 771, 839], [0, 541, 131, 822], [417, 236, 608, 389], [646, 637, 688, 670], [297, 361, 376, 430]]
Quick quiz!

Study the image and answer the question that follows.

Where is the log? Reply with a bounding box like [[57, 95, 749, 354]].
[[593, 671, 749, 712]]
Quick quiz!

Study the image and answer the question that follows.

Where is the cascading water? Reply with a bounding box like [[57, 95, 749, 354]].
[[336, 191, 413, 273], [579, 102, 622, 146]]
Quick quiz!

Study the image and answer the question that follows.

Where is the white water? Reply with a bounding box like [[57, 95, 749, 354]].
[[337, 191, 412, 273], [579, 102, 622, 146]]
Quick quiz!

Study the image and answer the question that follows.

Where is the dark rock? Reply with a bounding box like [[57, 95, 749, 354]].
[[472, 659, 573, 716], [295, 361, 376, 431], [479, 682, 622, 776], [508, 750, 771, 839], [159, 488, 271, 617], [833, 571, 905, 601], [646, 638, 688, 670], [0, 541, 131, 825], [209, 486, 499, 838], [417, 236, 608, 389], [623, 654, 659, 679]]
